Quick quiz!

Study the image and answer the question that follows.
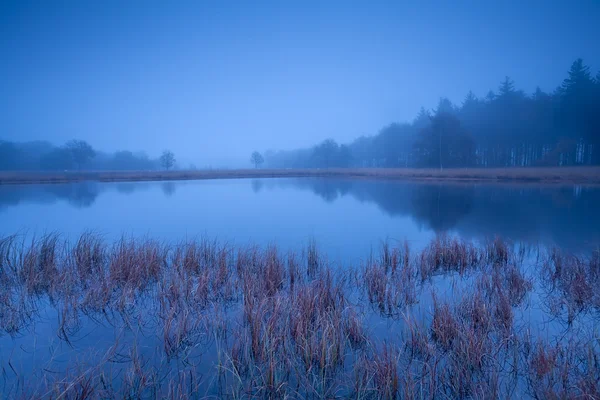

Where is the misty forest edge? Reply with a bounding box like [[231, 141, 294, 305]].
[[1, 58, 599, 174]]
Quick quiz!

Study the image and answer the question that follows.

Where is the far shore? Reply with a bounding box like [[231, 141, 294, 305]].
[[1, 167, 599, 185]]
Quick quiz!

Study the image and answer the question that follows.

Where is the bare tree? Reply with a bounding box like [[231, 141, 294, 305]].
[[65, 140, 96, 170], [250, 151, 264, 168], [160, 150, 176, 170]]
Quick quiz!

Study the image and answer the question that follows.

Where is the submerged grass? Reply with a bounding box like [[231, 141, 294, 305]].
[[0, 232, 598, 398]]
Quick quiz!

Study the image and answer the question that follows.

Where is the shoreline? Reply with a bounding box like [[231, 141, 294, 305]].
[[1, 166, 600, 185]]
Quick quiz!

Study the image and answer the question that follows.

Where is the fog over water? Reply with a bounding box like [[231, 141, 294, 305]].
[[1, 2, 600, 397]]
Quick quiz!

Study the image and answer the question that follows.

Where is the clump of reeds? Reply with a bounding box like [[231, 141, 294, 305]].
[[72, 231, 105, 283], [370, 343, 400, 398], [541, 248, 600, 322], [0, 231, 598, 398], [431, 294, 459, 350], [0, 235, 19, 284], [109, 237, 165, 291], [525, 337, 600, 399], [20, 234, 61, 294], [363, 241, 417, 316], [419, 235, 480, 280], [306, 237, 320, 277], [486, 236, 510, 265]]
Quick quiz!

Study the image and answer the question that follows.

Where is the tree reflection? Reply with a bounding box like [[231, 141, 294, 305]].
[[0, 182, 147, 211], [410, 184, 474, 232], [161, 182, 176, 197], [261, 178, 600, 251], [251, 179, 264, 193]]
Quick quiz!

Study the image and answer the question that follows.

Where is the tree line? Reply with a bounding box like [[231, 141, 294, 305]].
[[3, 58, 598, 172], [264, 59, 600, 169], [0, 139, 179, 171]]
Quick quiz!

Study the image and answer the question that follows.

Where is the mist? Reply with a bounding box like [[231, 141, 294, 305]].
[[3, 2, 600, 397], [2, 1, 599, 168]]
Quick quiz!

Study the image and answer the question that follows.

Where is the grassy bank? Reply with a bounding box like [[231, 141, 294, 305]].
[[1, 233, 599, 398], [1, 166, 600, 185]]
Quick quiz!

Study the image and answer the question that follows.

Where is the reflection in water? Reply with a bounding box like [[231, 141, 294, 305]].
[[0, 182, 102, 209], [161, 182, 176, 197], [0, 181, 172, 211], [1, 178, 599, 251], [250, 179, 263, 193], [411, 184, 474, 231], [259, 178, 600, 250], [116, 182, 138, 194]]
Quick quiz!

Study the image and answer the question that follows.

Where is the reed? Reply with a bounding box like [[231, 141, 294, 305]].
[[0, 231, 597, 398]]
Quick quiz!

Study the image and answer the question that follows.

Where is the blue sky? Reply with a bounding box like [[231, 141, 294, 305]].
[[1, 0, 599, 166]]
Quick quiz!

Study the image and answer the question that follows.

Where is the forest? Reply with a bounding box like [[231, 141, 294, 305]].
[[1, 59, 599, 172], [266, 59, 600, 169], [0, 139, 160, 171]]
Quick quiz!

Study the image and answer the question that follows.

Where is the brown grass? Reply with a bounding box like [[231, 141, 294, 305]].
[[1, 166, 600, 185], [0, 232, 599, 398], [419, 235, 480, 280], [541, 248, 600, 322]]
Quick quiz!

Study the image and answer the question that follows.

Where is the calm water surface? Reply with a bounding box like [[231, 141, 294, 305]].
[[1, 178, 599, 397], [1, 178, 598, 260]]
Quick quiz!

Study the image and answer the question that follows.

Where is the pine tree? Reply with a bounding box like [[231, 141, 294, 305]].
[[462, 91, 478, 108], [533, 86, 547, 100], [557, 59, 596, 164], [435, 97, 454, 115], [560, 58, 593, 96], [498, 76, 516, 97], [413, 107, 431, 130]]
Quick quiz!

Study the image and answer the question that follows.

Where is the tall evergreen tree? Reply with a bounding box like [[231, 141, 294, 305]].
[[498, 76, 515, 97], [462, 91, 478, 108], [435, 97, 455, 115], [413, 107, 431, 130], [560, 58, 593, 96]]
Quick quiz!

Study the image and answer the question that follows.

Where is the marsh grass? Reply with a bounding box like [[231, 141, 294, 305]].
[[2, 166, 600, 185], [0, 232, 598, 398]]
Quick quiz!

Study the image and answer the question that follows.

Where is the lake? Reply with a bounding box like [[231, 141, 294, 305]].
[[1, 178, 599, 398], [1, 178, 598, 259]]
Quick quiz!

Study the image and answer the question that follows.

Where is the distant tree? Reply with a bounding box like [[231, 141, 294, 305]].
[[65, 140, 96, 170], [413, 107, 431, 130], [112, 151, 136, 170], [498, 76, 516, 97], [337, 144, 353, 167], [415, 112, 475, 169], [110, 151, 156, 170], [348, 135, 376, 167], [462, 91, 478, 108], [532, 86, 547, 101], [160, 150, 176, 170], [436, 97, 455, 115], [560, 59, 593, 96], [260, 58, 600, 168], [40, 148, 74, 170], [374, 123, 416, 167], [0, 141, 20, 170], [250, 151, 264, 168], [311, 139, 340, 168], [557, 59, 597, 163]]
